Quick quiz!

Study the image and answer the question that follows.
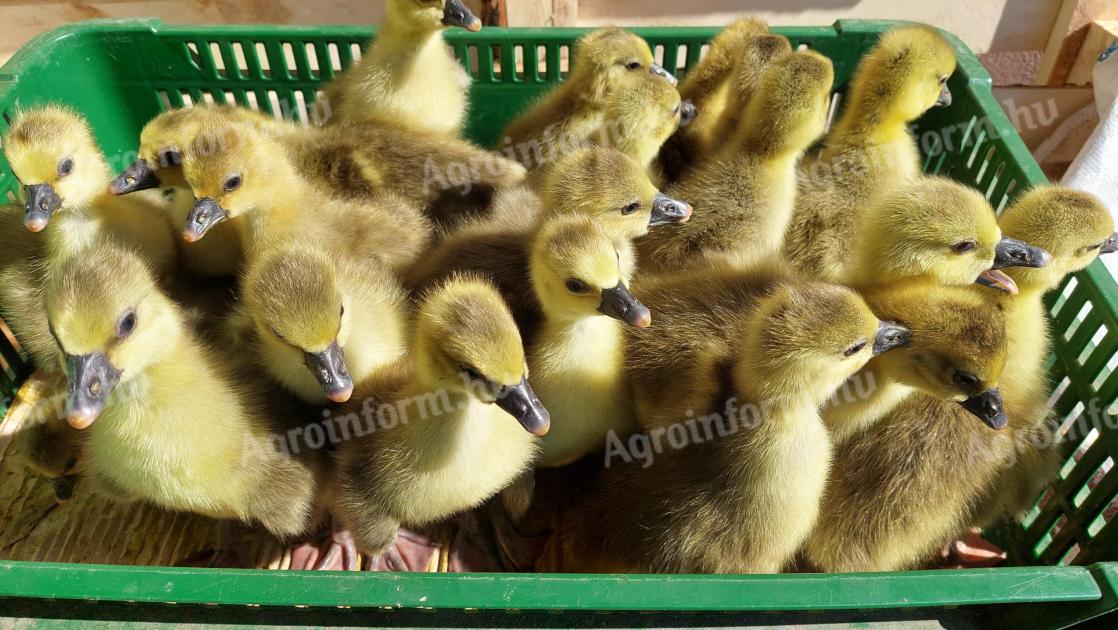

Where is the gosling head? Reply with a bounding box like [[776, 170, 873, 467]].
[[726, 33, 793, 106], [415, 277, 550, 435], [571, 28, 676, 96], [602, 67, 688, 167], [854, 177, 1051, 293], [179, 122, 290, 242], [113, 106, 285, 196], [530, 215, 651, 328], [3, 106, 111, 232], [44, 243, 180, 429], [867, 283, 1009, 429], [110, 108, 193, 195], [998, 186, 1118, 294], [739, 282, 911, 405], [244, 248, 354, 404], [541, 147, 691, 239], [840, 26, 957, 133], [386, 0, 481, 33], [737, 48, 833, 155]]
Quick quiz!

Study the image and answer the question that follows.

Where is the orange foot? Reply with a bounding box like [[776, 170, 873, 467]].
[[939, 528, 1007, 569]]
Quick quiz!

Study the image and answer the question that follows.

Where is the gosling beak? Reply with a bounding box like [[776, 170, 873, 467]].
[[443, 0, 482, 31], [650, 63, 679, 86], [975, 269, 1019, 295], [23, 183, 62, 232], [649, 192, 693, 226], [110, 158, 162, 195], [305, 341, 354, 404], [680, 100, 698, 127], [184, 197, 229, 243], [495, 378, 551, 436], [993, 236, 1052, 270], [936, 83, 953, 108], [959, 388, 1008, 430], [872, 321, 913, 357], [1100, 232, 1118, 255], [65, 352, 122, 430], [599, 282, 652, 328]]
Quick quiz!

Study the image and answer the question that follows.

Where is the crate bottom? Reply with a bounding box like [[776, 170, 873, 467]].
[[0, 372, 239, 567]]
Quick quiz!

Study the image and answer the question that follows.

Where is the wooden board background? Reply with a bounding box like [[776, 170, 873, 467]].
[[0, 0, 1068, 86]]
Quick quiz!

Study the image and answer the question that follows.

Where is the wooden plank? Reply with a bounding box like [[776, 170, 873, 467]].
[[1068, 19, 1118, 84], [553, 0, 578, 27], [506, 0, 577, 27], [479, 0, 508, 27], [1036, 0, 1118, 86]]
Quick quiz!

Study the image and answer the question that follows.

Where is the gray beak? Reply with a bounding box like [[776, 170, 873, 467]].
[[993, 236, 1053, 270], [872, 321, 912, 357], [598, 282, 652, 328], [184, 197, 229, 243], [110, 158, 162, 195], [650, 63, 679, 86], [305, 341, 354, 404], [65, 352, 122, 430], [936, 83, 953, 108], [1100, 233, 1118, 255], [443, 0, 481, 31], [680, 100, 698, 126], [649, 192, 693, 226], [23, 183, 62, 232], [960, 388, 1008, 430], [496, 378, 550, 436]]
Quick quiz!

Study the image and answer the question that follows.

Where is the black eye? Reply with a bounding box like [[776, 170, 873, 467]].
[[223, 174, 243, 192], [625, 59, 643, 71], [460, 364, 484, 381], [954, 370, 980, 387], [57, 157, 74, 177], [116, 310, 137, 340], [565, 278, 592, 294], [340, 304, 346, 317], [158, 149, 182, 168], [938, 76, 949, 86], [843, 340, 868, 357], [622, 201, 642, 215], [953, 240, 977, 254], [271, 327, 288, 343]]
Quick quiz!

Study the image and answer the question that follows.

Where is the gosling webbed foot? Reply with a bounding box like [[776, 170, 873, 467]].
[[938, 528, 1007, 569], [364, 527, 441, 572], [313, 523, 361, 572]]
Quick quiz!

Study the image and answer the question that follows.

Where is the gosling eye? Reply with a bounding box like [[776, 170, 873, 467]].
[[459, 364, 485, 382], [158, 148, 183, 167], [57, 157, 75, 178], [116, 309, 137, 340], [340, 304, 346, 318], [223, 173, 244, 192], [952, 240, 978, 254], [565, 278, 592, 295], [625, 59, 643, 71], [622, 200, 642, 215], [938, 76, 949, 86], [271, 327, 287, 343], [843, 340, 868, 357], [953, 370, 980, 387]]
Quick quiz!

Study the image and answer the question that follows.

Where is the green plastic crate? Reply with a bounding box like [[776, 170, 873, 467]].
[[2, 18, 1118, 628]]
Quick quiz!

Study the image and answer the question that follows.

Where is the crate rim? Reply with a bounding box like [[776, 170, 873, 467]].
[[0, 560, 1109, 612]]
